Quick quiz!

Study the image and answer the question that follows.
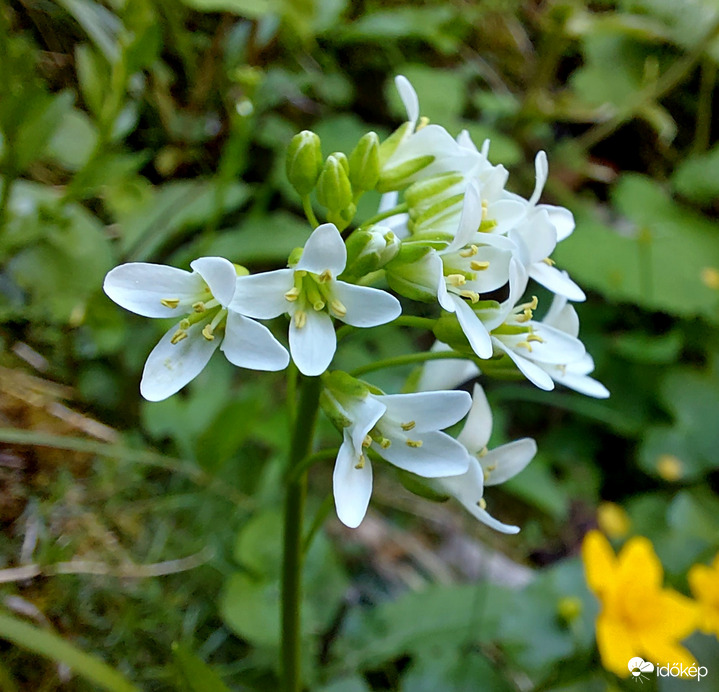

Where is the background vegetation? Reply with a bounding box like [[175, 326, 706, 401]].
[[1, 0, 718, 690]]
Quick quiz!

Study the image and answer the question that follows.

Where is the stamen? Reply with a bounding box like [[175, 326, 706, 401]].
[[479, 448, 489, 459], [294, 310, 307, 328], [355, 454, 366, 470], [319, 269, 332, 283], [179, 318, 191, 330], [284, 287, 300, 301], [202, 324, 215, 340], [542, 257, 556, 266], [170, 329, 188, 345], [459, 245, 478, 258], [312, 300, 325, 311], [416, 116, 430, 131], [362, 435, 372, 448], [400, 421, 416, 431], [161, 298, 180, 309], [379, 438, 391, 449], [478, 498, 487, 510], [330, 299, 347, 318], [527, 333, 545, 344], [193, 301, 206, 313], [405, 439, 423, 448], [446, 274, 466, 287], [470, 260, 490, 271], [481, 200, 488, 220], [516, 340, 533, 352], [460, 290, 480, 303]]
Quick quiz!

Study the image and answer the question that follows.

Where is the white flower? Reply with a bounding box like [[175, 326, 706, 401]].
[[103, 257, 290, 401], [538, 293, 610, 398], [329, 388, 472, 528], [434, 384, 536, 533], [230, 223, 401, 376]]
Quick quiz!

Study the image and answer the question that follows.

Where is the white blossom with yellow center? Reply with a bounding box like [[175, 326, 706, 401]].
[[103, 257, 289, 401], [231, 223, 402, 376]]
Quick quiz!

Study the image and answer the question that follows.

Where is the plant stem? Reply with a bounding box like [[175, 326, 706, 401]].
[[349, 349, 480, 377], [302, 195, 319, 228], [357, 202, 408, 230], [281, 375, 321, 692]]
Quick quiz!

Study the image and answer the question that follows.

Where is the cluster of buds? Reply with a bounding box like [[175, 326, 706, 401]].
[[104, 75, 608, 530]]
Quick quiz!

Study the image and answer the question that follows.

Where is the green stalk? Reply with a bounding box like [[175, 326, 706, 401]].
[[281, 374, 321, 692], [302, 195, 319, 228], [349, 349, 480, 377], [357, 202, 408, 230]]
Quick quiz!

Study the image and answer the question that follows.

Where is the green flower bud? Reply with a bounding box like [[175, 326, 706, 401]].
[[342, 225, 401, 281], [384, 244, 438, 302], [405, 172, 464, 209], [316, 153, 353, 214], [321, 371, 372, 432], [377, 155, 435, 193], [349, 132, 380, 191], [378, 122, 413, 167], [286, 130, 322, 196]]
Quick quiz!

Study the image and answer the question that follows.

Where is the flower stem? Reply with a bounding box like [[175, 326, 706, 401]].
[[302, 195, 319, 229], [357, 203, 408, 230], [349, 349, 480, 377], [281, 374, 321, 692]]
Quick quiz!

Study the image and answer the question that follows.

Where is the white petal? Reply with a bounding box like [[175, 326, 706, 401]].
[[347, 395, 387, 452], [230, 269, 293, 318], [378, 191, 399, 213], [103, 263, 203, 318], [492, 338, 555, 391], [529, 151, 548, 206], [296, 223, 346, 276], [221, 311, 289, 371], [435, 457, 484, 506], [140, 324, 219, 401], [529, 263, 586, 302], [539, 204, 575, 241], [510, 210, 557, 266], [452, 296, 493, 359], [446, 181, 482, 253], [552, 366, 610, 399], [456, 129, 478, 153], [526, 323, 586, 364], [463, 246, 512, 294], [481, 438, 536, 486], [380, 431, 471, 478], [469, 505, 520, 534], [289, 309, 336, 376], [377, 390, 472, 433], [395, 75, 419, 124], [488, 199, 526, 233], [542, 295, 579, 336], [190, 257, 237, 307], [457, 383, 492, 453], [331, 282, 401, 327], [333, 435, 373, 529], [417, 342, 480, 392]]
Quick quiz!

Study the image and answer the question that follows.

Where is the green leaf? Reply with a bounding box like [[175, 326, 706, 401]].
[[219, 573, 282, 647], [172, 643, 231, 692], [56, 0, 122, 62], [672, 143, 719, 204], [386, 65, 466, 124], [503, 456, 570, 520], [0, 611, 139, 692], [179, 0, 276, 17], [554, 175, 719, 323], [46, 108, 98, 170], [14, 91, 74, 170]]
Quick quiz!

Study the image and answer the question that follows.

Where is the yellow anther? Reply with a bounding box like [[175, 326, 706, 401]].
[[470, 260, 490, 271], [447, 274, 466, 287], [405, 439, 423, 448], [542, 257, 556, 266], [478, 498, 487, 510], [312, 300, 325, 311], [362, 435, 372, 448], [192, 301, 206, 312], [460, 290, 480, 303], [478, 447, 489, 458], [284, 287, 300, 301], [294, 310, 307, 328], [319, 269, 332, 283], [379, 438, 391, 449], [459, 245, 479, 258], [160, 298, 180, 309], [516, 341, 533, 352], [417, 116, 430, 131], [400, 421, 416, 431], [179, 318, 191, 330], [527, 333, 545, 344], [355, 454, 366, 470], [330, 299, 347, 318], [170, 329, 188, 345], [481, 200, 488, 220], [201, 324, 215, 341], [516, 309, 533, 323]]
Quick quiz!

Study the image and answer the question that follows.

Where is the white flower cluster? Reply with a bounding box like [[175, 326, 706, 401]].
[[103, 75, 608, 532]]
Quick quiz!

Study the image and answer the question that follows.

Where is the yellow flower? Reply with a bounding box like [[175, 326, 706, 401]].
[[688, 553, 719, 638], [582, 530, 698, 677]]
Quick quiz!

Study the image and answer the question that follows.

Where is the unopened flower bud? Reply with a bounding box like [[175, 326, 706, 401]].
[[384, 244, 439, 302], [349, 132, 380, 191], [343, 225, 400, 281], [377, 154, 435, 193], [321, 371, 373, 432], [316, 153, 353, 215], [286, 130, 322, 196]]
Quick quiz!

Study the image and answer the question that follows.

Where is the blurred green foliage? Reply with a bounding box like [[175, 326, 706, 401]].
[[1, 0, 718, 690]]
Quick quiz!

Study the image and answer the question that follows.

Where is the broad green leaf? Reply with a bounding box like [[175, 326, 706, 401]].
[[0, 611, 138, 692], [46, 108, 98, 170], [672, 143, 719, 204], [554, 175, 719, 323], [220, 573, 282, 647], [667, 491, 719, 546]]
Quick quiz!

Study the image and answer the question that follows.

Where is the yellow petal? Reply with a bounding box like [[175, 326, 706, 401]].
[[618, 536, 662, 592], [656, 589, 699, 639], [582, 530, 618, 596], [596, 611, 636, 677], [636, 634, 696, 673]]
